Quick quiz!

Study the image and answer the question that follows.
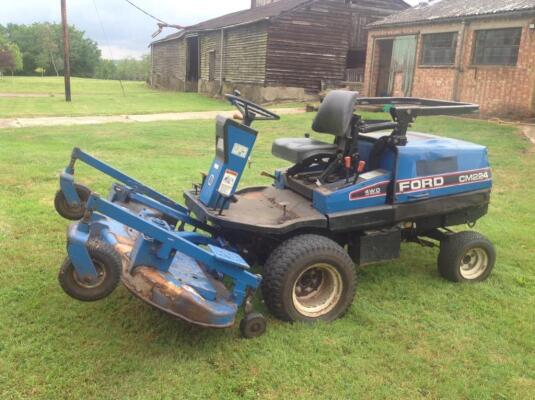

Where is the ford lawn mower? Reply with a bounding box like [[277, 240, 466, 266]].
[[54, 91, 496, 338]]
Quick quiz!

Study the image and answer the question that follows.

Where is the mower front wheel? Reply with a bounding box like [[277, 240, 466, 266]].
[[59, 241, 122, 301], [54, 184, 91, 220], [438, 231, 495, 282], [240, 312, 267, 339], [262, 234, 356, 323]]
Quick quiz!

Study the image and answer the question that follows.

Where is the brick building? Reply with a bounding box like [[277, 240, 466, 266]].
[[363, 0, 535, 117], [150, 0, 408, 103]]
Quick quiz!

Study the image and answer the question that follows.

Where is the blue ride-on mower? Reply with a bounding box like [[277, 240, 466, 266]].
[[54, 91, 495, 338]]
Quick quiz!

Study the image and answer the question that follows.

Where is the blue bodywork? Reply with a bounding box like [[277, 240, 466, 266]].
[[200, 116, 258, 209], [309, 131, 492, 214]]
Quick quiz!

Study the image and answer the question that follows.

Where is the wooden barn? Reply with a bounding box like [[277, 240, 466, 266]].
[[149, 0, 408, 102]]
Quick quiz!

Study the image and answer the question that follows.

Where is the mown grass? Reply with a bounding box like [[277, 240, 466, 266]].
[[0, 77, 231, 118], [0, 113, 534, 399]]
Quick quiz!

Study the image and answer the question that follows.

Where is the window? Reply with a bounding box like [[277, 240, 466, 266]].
[[208, 50, 216, 81], [473, 28, 522, 66], [421, 32, 457, 65]]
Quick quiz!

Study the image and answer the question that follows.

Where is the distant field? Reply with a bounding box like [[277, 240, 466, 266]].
[[0, 113, 534, 399], [0, 76, 231, 118]]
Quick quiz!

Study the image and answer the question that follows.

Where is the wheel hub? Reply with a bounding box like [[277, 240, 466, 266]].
[[73, 261, 107, 288], [459, 248, 488, 279], [292, 263, 343, 318]]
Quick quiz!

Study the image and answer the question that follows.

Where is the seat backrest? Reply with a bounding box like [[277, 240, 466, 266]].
[[312, 90, 359, 137]]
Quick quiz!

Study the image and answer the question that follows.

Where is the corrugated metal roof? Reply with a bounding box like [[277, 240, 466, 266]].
[[152, 0, 311, 44], [371, 0, 535, 27]]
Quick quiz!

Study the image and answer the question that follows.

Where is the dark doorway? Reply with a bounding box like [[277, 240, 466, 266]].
[[375, 39, 393, 97], [345, 49, 366, 82], [186, 35, 199, 92], [375, 36, 417, 97]]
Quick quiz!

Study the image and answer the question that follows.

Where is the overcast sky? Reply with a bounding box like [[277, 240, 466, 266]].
[[0, 0, 419, 59]]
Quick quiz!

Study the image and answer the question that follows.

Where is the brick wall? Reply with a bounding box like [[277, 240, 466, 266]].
[[364, 17, 535, 117]]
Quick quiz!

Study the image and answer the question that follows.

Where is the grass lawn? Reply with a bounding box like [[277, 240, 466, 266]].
[[0, 76, 231, 118], [0, 113, 534, 399]]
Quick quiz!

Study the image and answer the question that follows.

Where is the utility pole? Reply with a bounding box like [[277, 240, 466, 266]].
[[61, 0, 71, 102]]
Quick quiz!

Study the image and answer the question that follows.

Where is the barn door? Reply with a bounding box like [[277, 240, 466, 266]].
[[186, 35, 199, 92], [388, 35, 417, 97]]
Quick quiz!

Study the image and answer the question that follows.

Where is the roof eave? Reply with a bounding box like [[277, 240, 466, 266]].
[[369, 7, 535, 30], [192, 16, 272, 33]]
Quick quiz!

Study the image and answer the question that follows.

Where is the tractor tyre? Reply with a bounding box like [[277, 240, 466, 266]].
[[438, 231, 495, 282], [261, 234, 356, 323], [54, 184, 91, 220], [59, 241, 122, 301]]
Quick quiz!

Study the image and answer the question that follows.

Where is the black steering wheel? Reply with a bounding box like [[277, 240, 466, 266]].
[[225, 92, 280, 126]]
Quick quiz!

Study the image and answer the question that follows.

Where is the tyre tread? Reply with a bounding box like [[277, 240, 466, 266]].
[[261, 234, 356, 322], [438, 231, 495, 282], [58, 240, 122, 301]]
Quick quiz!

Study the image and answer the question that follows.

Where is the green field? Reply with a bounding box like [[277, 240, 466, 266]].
[[0, 77, 231, 118], [0, 112, 533, 399]]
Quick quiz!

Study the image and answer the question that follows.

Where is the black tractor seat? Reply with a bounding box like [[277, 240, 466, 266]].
[[272, 138, 337, 164], [271, 90, 359, 167]]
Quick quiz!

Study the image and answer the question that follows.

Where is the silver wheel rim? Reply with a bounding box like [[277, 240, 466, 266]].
[[292, 263, 343, 318], [73, 261, 107, 288], [459, 248, 488, 280]]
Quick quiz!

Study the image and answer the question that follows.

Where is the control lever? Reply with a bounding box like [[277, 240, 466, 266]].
[[218, 194, 239, 215], [353, 160, 366, 184], [200, 172, 207, 187], [344, 156, 352, 184], [261, 171, 277, 180]]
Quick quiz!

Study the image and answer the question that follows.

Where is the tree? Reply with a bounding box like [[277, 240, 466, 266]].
[[94, 59, 117, 80], [95, 56, 150, 81], [8, 43, 23, 73], [114, 55, 150, 81], [4, 23, 100, 77], [0, 35, 23, 76]]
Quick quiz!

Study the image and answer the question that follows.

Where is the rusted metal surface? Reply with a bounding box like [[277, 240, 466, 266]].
[[94, 201, 239, 328], [204, 186, 327, 229], [122, 266, 237, 328]]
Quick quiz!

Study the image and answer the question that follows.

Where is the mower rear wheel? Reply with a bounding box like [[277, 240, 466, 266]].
[[59, 241, 122, 301], [438, 231, 495, 282], [262, 234, 356, 323], [54, 184, 91, 220], [240, 312, 267, 339]]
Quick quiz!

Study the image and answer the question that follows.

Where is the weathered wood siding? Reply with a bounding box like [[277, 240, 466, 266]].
[[265, 1, 352, 91], [200, 31, 222, 81], [223, 22, 268, 84], [151, 39, 186, 90], [347, 0, 407, 50]]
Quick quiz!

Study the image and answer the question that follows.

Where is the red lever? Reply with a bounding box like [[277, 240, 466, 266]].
[[344, 156, 352, 169], [357, 160, 366, 173]]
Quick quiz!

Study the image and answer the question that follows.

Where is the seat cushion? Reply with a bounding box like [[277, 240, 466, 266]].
[[272, 138, 337, 164]]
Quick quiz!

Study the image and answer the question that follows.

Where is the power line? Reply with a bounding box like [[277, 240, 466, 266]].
[[123, 0, 168, 24], [123, 0, 186, 38], [92, 0, 126, 96]]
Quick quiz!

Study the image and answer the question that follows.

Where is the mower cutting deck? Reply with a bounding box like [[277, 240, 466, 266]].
[[55, 91, 496, 337]]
